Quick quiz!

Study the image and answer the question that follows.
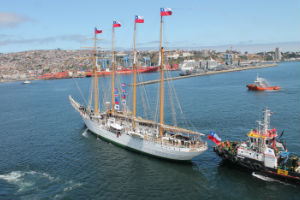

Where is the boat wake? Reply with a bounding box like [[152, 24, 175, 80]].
[[0, 171, 56, 193], [82, 128, 89, 138], [0, 171, 82, 198], [252, 172, 289, 185]]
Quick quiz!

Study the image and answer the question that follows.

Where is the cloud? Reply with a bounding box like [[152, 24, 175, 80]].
[[0, 34, 87, 46], [0, 12, 33, 27]]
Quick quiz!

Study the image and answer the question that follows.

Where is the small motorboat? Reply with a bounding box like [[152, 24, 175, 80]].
[[23, 80, 31, 84], [247, 74, 280, 91]]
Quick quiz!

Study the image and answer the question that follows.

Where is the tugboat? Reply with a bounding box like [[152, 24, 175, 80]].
[[247, 74, 280, 91], [213, 109, 300, 184]]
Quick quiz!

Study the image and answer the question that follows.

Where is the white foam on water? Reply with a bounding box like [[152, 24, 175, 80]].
[[54, 180, 83, 199], [252, 172, 289, 185], [63, 180, 83, 192], [1, 171, 83, 198], [0, 171, 22, 182], [0, 171, 55, 193], [82, 128, 89, 138], [252, 172, 275, 182]]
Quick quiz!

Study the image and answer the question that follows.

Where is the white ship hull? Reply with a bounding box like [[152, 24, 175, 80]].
[[69, 96, 207, 161], [83, 117, 206, 161]]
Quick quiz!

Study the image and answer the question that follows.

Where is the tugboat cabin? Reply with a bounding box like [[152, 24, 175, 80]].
[[247, 128, 277, 148]]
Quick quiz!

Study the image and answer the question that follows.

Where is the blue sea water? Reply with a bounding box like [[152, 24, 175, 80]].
[[0, 62, 299, 199]]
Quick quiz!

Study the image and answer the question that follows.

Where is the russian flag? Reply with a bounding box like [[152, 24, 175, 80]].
[[160, 8, 172, 16], [94, 27, 102, 34], [208, 131, 221, 145], [113, 21, 121, 28], [135, 15, 144, 23]]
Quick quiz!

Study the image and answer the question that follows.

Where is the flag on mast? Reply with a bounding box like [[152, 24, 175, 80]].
[[113, 21, 121, 27], [135, 15, 144, 23], [160, 8, 172, 16], [114, 88, 119, 110], [121, 83, 127, 105], [94, 27, 102, 34]]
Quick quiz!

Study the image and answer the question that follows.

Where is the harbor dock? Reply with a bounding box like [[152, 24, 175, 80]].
[[136, 63, 277, 86]]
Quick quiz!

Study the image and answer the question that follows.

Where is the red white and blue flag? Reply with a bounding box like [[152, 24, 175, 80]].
[[121, 83, 127, 104], [160, 8, 172, 16], [114, 88, 118, 97], [114, 88, 119, 110], [135, 15, 144, 23], [113, 21, 121, 28], [208, 131, 221, 145], [94, 27, 102, 34]]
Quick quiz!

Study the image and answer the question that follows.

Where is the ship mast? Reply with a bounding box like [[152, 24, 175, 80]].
[[94, 30, 98, 114], [159, 15, 164, 137], [133, 20, 137, 129], [111, 25, 116, 113]]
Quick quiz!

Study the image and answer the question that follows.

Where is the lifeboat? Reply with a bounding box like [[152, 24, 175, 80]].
[[247, 74, 280, 91]]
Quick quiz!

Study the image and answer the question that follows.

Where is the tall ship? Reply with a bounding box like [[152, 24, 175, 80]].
[[69, 9, 208, 161], [247, 74, 280, 91], [213, 109, 300, 184]]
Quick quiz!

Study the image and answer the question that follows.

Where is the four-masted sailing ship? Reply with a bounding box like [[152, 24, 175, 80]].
[[69, 8, 208, 161]]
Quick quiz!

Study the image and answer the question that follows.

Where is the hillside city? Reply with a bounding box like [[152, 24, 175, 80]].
[[0, 48, 299, 82]]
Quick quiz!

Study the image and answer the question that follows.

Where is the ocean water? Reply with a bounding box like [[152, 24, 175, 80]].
[[0, 62, 299, 199]]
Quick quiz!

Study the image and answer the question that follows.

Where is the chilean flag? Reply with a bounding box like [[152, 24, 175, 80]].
[[113, 21, 121, 28], [94, 27, 102, 34], [160, 8, 172, 16], [135, 15, 144, 23], [208, 131, 221, 145]]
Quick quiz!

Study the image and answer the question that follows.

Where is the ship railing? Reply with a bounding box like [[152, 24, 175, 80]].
[[143, 134, 207, 151]]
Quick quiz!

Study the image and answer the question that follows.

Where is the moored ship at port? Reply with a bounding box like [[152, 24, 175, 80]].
[[84, 66, 159, 77]]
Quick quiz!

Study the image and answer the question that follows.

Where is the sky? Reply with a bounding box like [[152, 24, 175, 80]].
[[0, 0, 299, 53]]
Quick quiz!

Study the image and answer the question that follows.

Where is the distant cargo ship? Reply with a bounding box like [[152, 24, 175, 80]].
[[247, 74, 280, 91], [38, 66, 159, 80], [85, 66, 159, 77], [38, 71, 72, 80]]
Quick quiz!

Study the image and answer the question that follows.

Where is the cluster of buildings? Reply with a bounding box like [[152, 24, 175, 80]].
[[0, 48, 299, 82]]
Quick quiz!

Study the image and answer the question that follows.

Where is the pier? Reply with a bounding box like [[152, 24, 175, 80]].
[[136, 63, 277, 86]]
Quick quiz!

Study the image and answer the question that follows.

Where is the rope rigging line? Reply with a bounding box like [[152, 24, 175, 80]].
[[72, 77, 88, 107], [166, 75, 177, 126], [88, 75, 93, 109], [137, 71, 149, 119]]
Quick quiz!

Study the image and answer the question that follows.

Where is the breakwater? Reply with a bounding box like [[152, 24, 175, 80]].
[[136, 63, 277, 86]]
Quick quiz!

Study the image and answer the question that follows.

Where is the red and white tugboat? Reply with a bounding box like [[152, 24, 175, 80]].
[[247, 74, 280, 91], [214, 109, 300, 184]]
